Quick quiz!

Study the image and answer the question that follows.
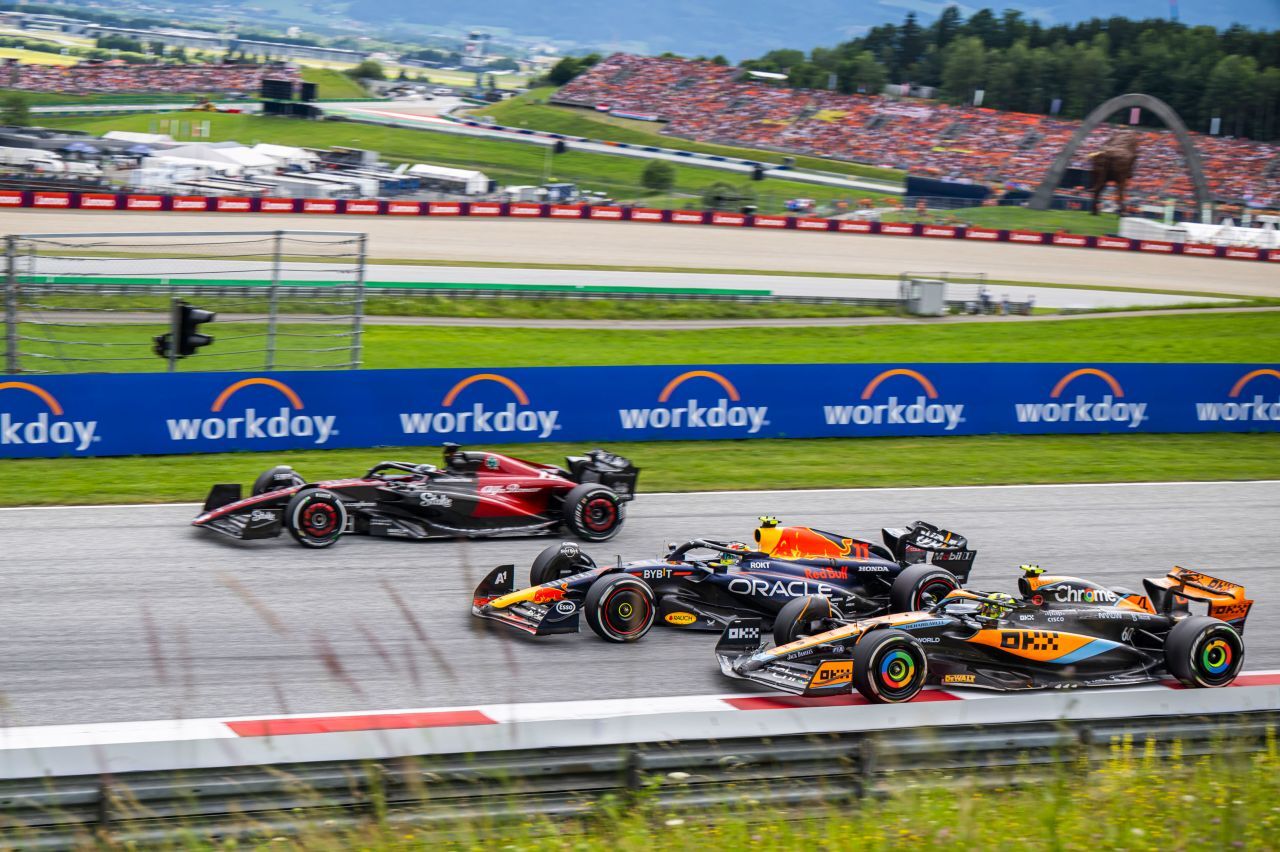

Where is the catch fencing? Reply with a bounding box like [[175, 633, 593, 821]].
[[0, 362, 1276, 458], [2, 230, 367, 374]]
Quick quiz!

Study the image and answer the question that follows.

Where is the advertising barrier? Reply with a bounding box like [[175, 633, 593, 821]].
[[0, 364, 1276, 458]]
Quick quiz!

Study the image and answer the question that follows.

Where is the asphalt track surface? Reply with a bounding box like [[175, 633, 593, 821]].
[[2, 481, 1276, 728], [3, 210, 1276, 298]]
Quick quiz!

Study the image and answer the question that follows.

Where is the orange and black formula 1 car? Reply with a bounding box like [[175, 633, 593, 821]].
[[470, 517, 976, 642], [716, 565, 1251, 703]]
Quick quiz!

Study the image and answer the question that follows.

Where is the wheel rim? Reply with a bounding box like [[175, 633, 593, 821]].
[[1196, 629, 1242, 685], [302, 502, 338, 538], [877, 643, 924, 699], [915, 577, 956, 610], [602, 587, 650, 637], [583, 497, 617, 533]]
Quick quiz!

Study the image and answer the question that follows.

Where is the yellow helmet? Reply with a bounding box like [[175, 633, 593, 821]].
[[979, 592, 1016, 620]]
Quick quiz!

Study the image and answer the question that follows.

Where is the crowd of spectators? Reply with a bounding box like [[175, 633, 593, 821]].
[[555, 54, 1278, 209], [3, 62, 298, 96]]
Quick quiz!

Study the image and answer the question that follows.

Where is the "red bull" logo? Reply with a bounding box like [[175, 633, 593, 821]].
[[0, 382, 98, 451], [823, 369, 965, 431], [165, 378, 337, 444], [1195, 369, 1280, 425], [618, 370, 769, 434], [1014, 368, 1147, 429], [399, 373, 559, 439]]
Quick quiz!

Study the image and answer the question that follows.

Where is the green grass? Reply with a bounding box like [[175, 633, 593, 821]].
[[884, 206, 1123, 237], [473, 87, 906, 186], [3, 433, 1276, 507], [15, 313, 1280, 375], [299, 67, 370, 100], [38, 111, 879, 213]]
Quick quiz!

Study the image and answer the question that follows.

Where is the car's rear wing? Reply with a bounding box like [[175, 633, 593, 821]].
[[1144, 566, 1253, 631], [882, 521, 977, 581]]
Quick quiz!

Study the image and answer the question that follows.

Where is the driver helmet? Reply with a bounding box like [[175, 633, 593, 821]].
[[978, 592, 1016, 621], [712, 543, 750, 568]]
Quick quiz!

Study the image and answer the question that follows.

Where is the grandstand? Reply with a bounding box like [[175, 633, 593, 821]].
[[555, 54, 1279, 211], [2, 62, 299, 96]]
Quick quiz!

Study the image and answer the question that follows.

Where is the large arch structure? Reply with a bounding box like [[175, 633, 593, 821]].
[[1029, 93, 1212, 213]]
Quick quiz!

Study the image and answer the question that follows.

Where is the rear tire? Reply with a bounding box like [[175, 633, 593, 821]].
[[252, 465, 304, 496], [563, 483, 624, 542], [284, 488, 347, 549], [1165, 615, 1244, 688], [583, 574, 655, 643], [852, 629, 929, 703], [529, 541, 597, 586], [773, 595, 843, 647], [890, 564, 960, 613]]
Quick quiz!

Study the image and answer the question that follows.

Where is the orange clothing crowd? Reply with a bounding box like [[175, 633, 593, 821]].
[[556, 54, 1278, 208], [4, 63, 298, 96]]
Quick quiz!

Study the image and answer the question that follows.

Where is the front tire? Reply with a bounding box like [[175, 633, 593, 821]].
[[890, 564, 960, 613], [284, 488, 347, 549], [773, 595, 843, 647], [563, 483, 624, 542], [852, 629, 929, 703], [583, 574, 655, 643], [252, 465, 304, 496], [529, 541, 597, 586], [1165, 615, 1245, 688]]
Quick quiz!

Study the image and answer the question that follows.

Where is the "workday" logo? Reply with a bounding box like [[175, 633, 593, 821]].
[[1195, 369, 1280, 425], [1014, 368, 1147, 429], [166, 378, 337, 444], [618, 370, 769, 434], [824, 369, 965, 431], [400, 373, 559, 439], [0, 382, 99, 451]]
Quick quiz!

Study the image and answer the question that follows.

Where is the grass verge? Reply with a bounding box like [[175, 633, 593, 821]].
[[4, 433, 1276, 507], [299, 67, 369, 100]]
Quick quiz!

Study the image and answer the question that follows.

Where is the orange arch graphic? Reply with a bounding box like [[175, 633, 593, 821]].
[[211, 378, 304, 412], [860, 369, 937, 400], [658, 370, 740, 402], [1229, 369, 1280, 398], [0, 381, 63, 415], [442, 373, 530, 407], [1050, 368, 1124, 399]]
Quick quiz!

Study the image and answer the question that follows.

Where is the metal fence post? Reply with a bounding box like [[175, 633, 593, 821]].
[[351, 233, 367, 369], [4, 234, 17, 374], [266, 230, 283, 371]]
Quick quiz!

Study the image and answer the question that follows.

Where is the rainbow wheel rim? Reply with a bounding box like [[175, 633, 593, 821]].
[[1202, 638, 1233, 675], [880, 648, 916, 689]]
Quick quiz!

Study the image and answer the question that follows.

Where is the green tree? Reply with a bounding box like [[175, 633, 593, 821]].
[[1204, 54, 1259, 137], [641, 159, 675, 192], [347, 59, 386, 81], [546, 57, 582, 86], [840, 50, 887, 94], [1, 92, 30, 126], [941, 36, 986, 103]]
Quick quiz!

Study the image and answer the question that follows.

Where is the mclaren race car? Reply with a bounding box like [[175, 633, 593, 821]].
[[717, 565, 1251, 702], [470, 517, 976, 642], [192, 445, 638, 548]]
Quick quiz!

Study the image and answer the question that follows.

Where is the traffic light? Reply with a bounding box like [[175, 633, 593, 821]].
[[153, 301, 215, 362]]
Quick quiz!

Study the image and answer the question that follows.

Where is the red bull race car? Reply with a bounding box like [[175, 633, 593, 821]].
[[471, 517, 976, 642], [192, 444, 638, 548], [716, 565, 1251, 702]]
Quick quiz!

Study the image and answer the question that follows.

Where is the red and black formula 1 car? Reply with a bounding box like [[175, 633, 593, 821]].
[[192, 444, 638, 548], [716, 565, 1251, 702], [471, 517, 976, 642]]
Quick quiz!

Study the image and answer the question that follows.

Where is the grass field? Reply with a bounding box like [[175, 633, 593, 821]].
[[39, 111, 881, 212], [0, 47, 77, 66], [299, 67, 370, 100], [472, 87, 906, 185], [4, 433, 1276, 507], [881, 206, 1122, 237], [16, 313, 1280, 374]]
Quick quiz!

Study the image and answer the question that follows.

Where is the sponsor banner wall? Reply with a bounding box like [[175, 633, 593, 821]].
[[0, 364, 1275, 458]]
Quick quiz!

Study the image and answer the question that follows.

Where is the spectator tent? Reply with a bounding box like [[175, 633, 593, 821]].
[[407, 163, 489, 195], [251, 143, 320, 171]]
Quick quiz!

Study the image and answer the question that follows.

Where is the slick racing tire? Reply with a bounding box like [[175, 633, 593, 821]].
[[773, 595, 843, 647], [529, 541, 597, 586], [890, 564, 960, 613], [852, 629, 929, 704], [284, 488, 347, 549], [583, 574, 655, 643], [1165, 615, 1245, 688], [563, 483, 624, 542], [252, 465, 305, 496]]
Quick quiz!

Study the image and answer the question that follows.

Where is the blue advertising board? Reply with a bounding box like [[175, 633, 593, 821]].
[[0, 363, 1276, 458]]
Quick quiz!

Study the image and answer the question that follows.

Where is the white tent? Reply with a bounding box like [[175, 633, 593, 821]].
[[162, 143, 278, 175], [251, 143, 320, 170], [407, 163, 489, 195], [104, 131, 175, 146]]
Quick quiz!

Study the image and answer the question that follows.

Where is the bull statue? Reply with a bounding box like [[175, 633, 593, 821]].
[[1088, 133, 1139, 215]]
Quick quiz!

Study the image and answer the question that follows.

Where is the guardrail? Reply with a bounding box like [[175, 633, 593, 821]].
[[3, 677, 1279, 845], [3, 189, 1274, 263]]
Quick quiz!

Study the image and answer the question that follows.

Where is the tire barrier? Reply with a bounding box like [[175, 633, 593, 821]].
[[1, 363, 1277, 458], [3, 189, 1274, 263]]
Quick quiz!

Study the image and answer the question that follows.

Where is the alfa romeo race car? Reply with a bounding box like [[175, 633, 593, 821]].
[[192, 445, 638, 548], [470, 517, 976, 642], [717, 565, 1251, 702]]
